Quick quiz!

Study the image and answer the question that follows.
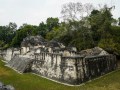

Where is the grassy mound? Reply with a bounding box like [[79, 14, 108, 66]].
[[0, 59, 120, 90]]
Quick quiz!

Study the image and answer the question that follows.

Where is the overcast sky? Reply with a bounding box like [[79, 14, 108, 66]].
[[0, 0, 119, 27]]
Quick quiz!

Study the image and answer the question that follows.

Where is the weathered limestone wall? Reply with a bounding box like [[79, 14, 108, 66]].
[[61, 56, 81, 84], [85, 55, 117, 79], [32, 53, 117, 85], [0, 47, 117, 85], [35, 54, 79, 84], [7, 55, 33, 73], [21, 47, 30, 54], [1, 49, 13, 61], [32, 53, 63, 81], [0, 48, 21, 62], [63, 56, 87, 84]]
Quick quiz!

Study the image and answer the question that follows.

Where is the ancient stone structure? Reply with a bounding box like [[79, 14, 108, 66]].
[[32, 47, 117, 84], [6, 55, 34, 73], [0, 35, 117, 85]]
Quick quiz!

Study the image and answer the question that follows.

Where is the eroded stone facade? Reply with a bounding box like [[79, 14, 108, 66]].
[[0, 36, 117, 85]]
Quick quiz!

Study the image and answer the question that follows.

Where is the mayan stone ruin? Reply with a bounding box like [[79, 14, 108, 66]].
[[0, 35, 117, 85]]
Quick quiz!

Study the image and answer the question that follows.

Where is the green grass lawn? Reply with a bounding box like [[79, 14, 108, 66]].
[[0, 59, 120, 90]]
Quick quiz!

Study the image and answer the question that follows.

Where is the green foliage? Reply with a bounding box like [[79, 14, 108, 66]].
[[0, 41, 5, 49], [88, 6, 113, 45], [0, 22, 16, 48], [45, 17, 60, 40], [118, 17, 120, 26], [11, 24, 37, 47], [98, 38, 116, 52], [110, 26, 120, 54], [2, 44, 9, 49], [46, 17, 59, 31], [37, 22, 47, 38], [46, 22, 67, 40]]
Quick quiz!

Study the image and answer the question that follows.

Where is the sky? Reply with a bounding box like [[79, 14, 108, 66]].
[[0, 0, 120, 27]]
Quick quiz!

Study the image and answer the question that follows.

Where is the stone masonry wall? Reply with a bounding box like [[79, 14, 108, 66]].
[[32, 52, 117, 85], [0, 47, 117, 85]]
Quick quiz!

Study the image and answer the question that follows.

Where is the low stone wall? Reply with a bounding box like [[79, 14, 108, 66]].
[[0, 48, 20, 62], [85, 55, 117, 79], [32, 53, 63, 82]]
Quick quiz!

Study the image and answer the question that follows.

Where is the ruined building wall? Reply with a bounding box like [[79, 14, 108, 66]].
[[0, 36, 117, 85], [0, 46, 117, 85], [0, 48, 21, 62], [32, 51, 117, 85], [32, 53, 63, 81]]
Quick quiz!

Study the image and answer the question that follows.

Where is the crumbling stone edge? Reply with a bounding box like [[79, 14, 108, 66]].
[[31, 69, 120, 87]]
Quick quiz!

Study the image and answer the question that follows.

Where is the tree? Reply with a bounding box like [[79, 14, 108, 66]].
[[11, 24, 37, 47], [59, 2, 94, 49], [37, 22, 47, 38], [84, 3, 94, 16], [118, 17, 120, 26], [7, 22, 17, 31], [61, 2, 83, 21], [110, 26, 120, 55], [45, 17, 60, 40], [88, 5, 114, 46], [61, 2, 94, 21], [46, 17, 59, 31]]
